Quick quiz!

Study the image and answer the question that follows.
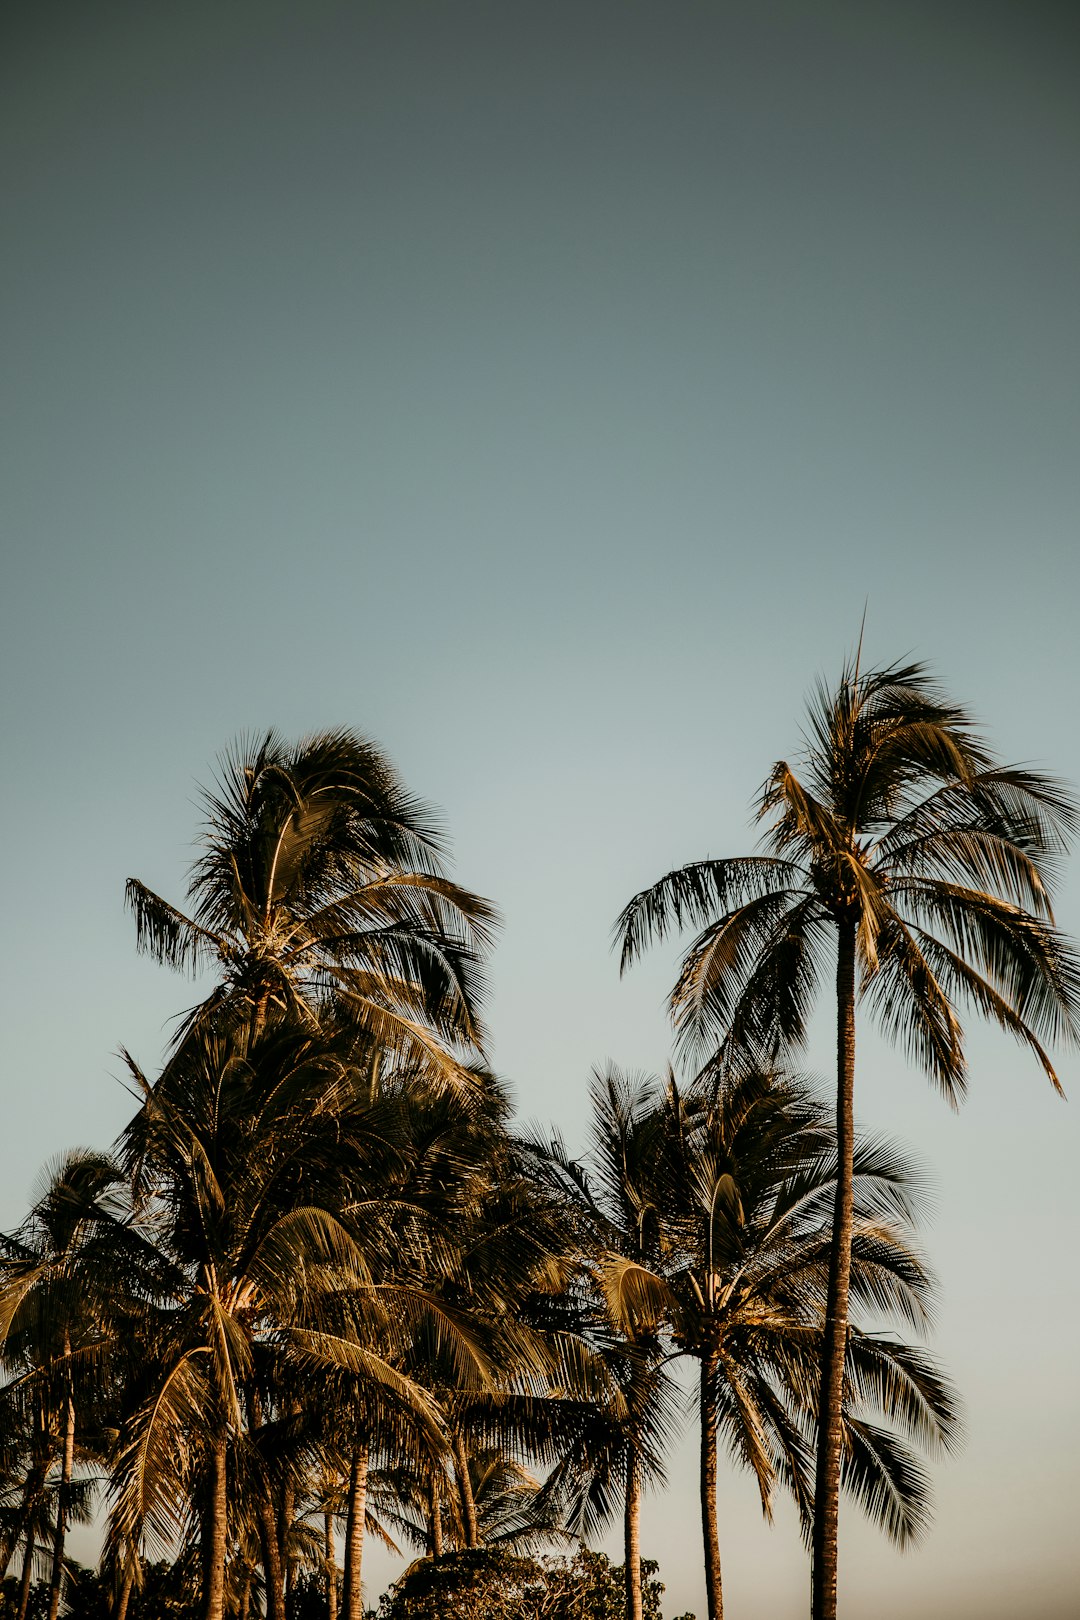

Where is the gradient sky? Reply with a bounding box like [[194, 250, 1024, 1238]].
[[3, 4, 1079, 1616]]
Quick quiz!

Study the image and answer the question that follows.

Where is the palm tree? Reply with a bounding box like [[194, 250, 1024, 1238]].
[[535, 1067, 682, 1620], [0, 1152, 137, 1620], [588, 1069, 956, 1620], [109, 1022, 465, 1620], [662, 1072, 957, 1620], [615, 654, 1080, 1620], [125, 729, 496, 1087]]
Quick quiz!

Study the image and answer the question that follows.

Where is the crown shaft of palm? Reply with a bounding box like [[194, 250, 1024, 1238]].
[[615, 659, 1080, 1620]]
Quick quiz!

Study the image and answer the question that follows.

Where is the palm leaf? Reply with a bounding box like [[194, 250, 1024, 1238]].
[[615, 857, 802, 972]]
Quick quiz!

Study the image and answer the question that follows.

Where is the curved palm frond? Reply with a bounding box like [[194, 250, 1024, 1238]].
[[615, 857, 803, 972]]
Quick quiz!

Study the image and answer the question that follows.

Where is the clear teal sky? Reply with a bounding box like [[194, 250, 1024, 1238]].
[[3, 3, 1078, 1615]]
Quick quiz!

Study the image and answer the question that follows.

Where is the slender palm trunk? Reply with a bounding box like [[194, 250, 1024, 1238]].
[[341, 1444, 369, 1620], [115, 1558, 136, 1620], [812, 918, 857, 1620], [251, 989, 270, 1044], [16, 1529, 35, 1620], [699, 1353, 723, 1620], [325, 1508, 338, 1620], [281, 1472, 297, 1609], [202, 1431, 229, 1620], [257, 1496, 287, 1620], [430, 1479, 443, 1558], [624, 1441, 643, 1620], [248, 1385, 285, 1620], [238, 1573, 252, 1620], [452, 1433, 478, 1549], [46, 1373, 76, 1620]]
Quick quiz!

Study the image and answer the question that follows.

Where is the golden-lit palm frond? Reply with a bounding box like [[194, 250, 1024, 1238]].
[[593, 1256, 673, 1340], [759, 762, 845, 861], [284, 1330, 444, 1442], [108, 1348, 211, 1560]]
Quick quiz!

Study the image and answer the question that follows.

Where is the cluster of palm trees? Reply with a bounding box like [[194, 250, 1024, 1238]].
[[2, 656, 1076, 1620]]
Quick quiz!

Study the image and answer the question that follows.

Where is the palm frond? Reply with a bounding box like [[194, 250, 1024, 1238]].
[[108, 1349, 211, 1560], [838, 1419, 934, 1548], [895, 881, 1080, 1053], [845, 1335, 960, 1457], [124, 882, 219, 975], [672, 895, 827, 1067], [614, 858, 802, 972], [862, 917, 967, 1103]]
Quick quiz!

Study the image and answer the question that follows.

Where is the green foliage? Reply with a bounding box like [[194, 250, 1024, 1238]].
[[375, 1546, 687, 1620]]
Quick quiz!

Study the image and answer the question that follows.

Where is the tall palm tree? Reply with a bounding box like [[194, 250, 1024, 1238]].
[[615, 654, 1079, 1620], [126, 729, 497, 1086]]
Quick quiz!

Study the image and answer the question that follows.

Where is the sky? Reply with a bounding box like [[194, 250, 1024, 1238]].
[[2, 2, 1079, 1615]]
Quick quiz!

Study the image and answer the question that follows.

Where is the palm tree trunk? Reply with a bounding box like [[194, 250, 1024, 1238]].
[[325, 1508, 338, 1620], [699, 1353, 723, 1620], [280, 1472, 297, 1610], [430, 1479, 443, 1558], [257, 1496, 287, 1620], [624, 1442, 643, 1620], [202, 1431, 229, 1620], [251, 989, 270, 1044], [812, 917, 857, 1620], [115, 1558, 136, 1620], [16, 1530, 35, 1620], [46, 1376, 76, 1620], [341, 1444, 369, 1620], [452, 1433, 478, 1549], [248, 1384, 285, 1620]]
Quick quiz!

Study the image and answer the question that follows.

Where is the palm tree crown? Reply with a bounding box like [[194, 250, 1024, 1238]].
[[618, 657, 1078, 1093], [126, 729, 497, 1083]]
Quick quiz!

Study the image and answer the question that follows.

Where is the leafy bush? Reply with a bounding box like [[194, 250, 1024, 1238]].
[[374, 1546, 694, 1620]]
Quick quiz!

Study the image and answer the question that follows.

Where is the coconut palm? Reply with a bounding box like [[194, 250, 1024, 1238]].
[[0, 1152, 139, 1620], [534, 1067, 683, 1620], [251, 1063, 542, 1619], [592, 1069, 957, 1620], [109, 1022, 479, 1620], [329, 1080, 620, 1612], [615, 654, 1079, 1620], [126, 729, 497, 1087], [0, 1382, 46, 1587]]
